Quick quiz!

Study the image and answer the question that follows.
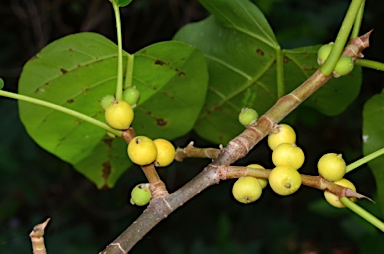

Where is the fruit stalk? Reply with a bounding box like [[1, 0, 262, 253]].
[[219, 166, 367, 199], [140, 164, 169, 198], [174, 141, 221, 162], [29, 218, 50, 254]]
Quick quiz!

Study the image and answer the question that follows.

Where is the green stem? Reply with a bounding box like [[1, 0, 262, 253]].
[[321, 0, 363, 76], [340, 197, 384, 232], [275, 47, 285, 98], [124, 54, 135, 88], [346, 147, 384, 173], [112, 2, 124, 101], [355, 59, 384, 71], [351, 0, 365, 38], [0, 90, 122, 137]]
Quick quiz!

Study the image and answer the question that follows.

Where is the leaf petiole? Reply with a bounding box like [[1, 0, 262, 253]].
[[320, 0, 364, 76], [112, 1, 124, 101], [124, 54, 135, 88], [346, 147, 384, 173], [0, 90, 122, 137], [355, 59, 384, 71], [340, 197, 384, 232]]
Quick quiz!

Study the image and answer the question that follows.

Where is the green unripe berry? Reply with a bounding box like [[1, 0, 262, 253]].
[[317, 153, 346, 182], [232, 176, 262, 204], [238, 108, 259, 127], [269, 165, 302, 196], [268, 124, 296, 150], [317, 43, 334, 66], [153, 138, 175, 167], [324, 178, 356, 208], [123, 86, 141, 108], [247, 164, 268, 188], [100, 95, 115, 110], [105, 100, 134, 130], [130, 183, 151, 206], [272, 143, 305, 170], [333, 56, 354, 78], [128, 136, 158, 166]]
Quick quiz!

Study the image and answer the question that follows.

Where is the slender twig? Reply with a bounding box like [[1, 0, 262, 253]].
[[218, 166, 369, 200], [175, 141, 220, 162], [29, 218, 50, 254], [101, 31, 373, 254]]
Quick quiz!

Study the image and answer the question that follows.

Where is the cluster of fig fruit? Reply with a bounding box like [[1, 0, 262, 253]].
[[317, 42, 355, 77], [232, 123, 357, 208], [101, 86, 176, 206]]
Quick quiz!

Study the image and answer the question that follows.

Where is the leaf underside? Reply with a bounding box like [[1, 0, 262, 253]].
[[174, 0, 361, 144], [18, 32, 208, 188], [363, 91, 384, 215]]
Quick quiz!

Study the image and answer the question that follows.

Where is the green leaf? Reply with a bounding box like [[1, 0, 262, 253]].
[[109, 0, 133, 7], [363, 90, 384, 215], [284, 46, 362, 115], [18, 32, 208, 188], [174, 0, 361, 144], [0, 78, 4, 89], [131, 41, 208, 139], [74, 137, 131, 189]]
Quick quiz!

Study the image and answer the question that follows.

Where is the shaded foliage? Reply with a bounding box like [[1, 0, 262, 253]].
[[1, 0, 384, 253]]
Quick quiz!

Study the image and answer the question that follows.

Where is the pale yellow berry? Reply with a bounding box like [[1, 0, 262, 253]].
[[324, 178, 356, 208], [153, 138, 175, 167], [318, 153, 346, 182], [105, 100, 134, 130], [268, 124, 296, 150], [272, 143, 305, 170], [269, 165, 302, 196], [232, 176, 262, 204], [247, 164, 268, 188], [127, 136, 157, 166]]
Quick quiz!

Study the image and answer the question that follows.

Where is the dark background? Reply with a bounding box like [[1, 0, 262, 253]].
[[1, 0, 384, 253]]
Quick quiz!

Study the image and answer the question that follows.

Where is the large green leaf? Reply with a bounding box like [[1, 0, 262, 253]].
[[363, 90, 384, 215], [174, 0, 361, 144], [18, 32, 208, 188]]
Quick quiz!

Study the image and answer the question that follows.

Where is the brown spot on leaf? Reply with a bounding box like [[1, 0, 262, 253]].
[[60, 68, 67, 74], [102, 162, 111, 180], [67, 99, 74, 103], [283, 57, 289, 63], [82, 86, 90, 94], [102, 138, 113, 147], [256, 49, 264, 56], [155, 60, 166, 66], [178, 72, 186, 77], [156, 118, 167, 126], [146, 111, 152, 115], [34, 87, 45, 93]]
